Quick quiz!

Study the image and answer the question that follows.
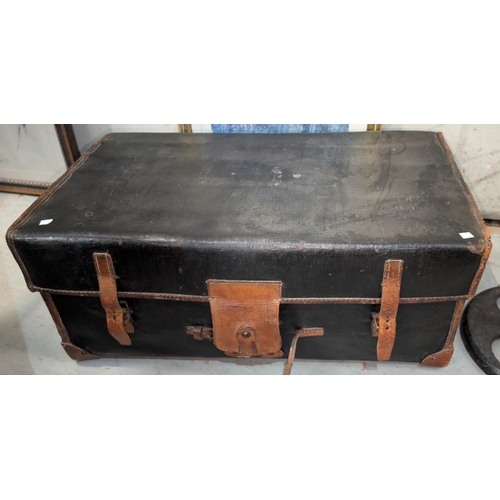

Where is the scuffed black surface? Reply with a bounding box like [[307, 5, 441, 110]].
[[15, 131, 485, 245], [9, 131, 487, 362], [52, 295, 456, 363], [12, 131, 485, 298]]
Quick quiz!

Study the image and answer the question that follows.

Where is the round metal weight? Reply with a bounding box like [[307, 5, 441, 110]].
[[460, 287, 500, 375]]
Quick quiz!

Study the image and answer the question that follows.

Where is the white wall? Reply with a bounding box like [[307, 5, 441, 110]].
[[382, 125, 500, 219], [73, 124, 179, 153], [0, 125, 67, 183]]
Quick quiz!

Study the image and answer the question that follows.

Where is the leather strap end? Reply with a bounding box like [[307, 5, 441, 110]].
[[376, 260, 403, 361], [284, 327, 324, 375]]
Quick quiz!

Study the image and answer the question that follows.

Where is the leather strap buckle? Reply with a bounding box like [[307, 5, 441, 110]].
[[372, 260, 404, 361], [93, 253, 134, 345]]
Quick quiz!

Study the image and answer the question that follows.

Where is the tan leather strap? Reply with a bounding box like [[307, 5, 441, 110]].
[[207, 280, 283, 358], [284, 328, 324, 375], [372, 260, 404, 361], [93, 253, 134, 345]]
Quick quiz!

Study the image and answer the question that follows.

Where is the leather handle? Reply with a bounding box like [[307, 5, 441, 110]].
[[372, 260, 404, 361], [284, 328, 324, 375]]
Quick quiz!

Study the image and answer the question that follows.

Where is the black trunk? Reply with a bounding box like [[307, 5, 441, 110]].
[[7, 131, 490, 367]]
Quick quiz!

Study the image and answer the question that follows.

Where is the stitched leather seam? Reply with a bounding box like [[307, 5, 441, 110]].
[[29, 286, 469, 304]]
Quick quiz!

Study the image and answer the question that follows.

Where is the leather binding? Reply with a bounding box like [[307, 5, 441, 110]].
[[372, 260, 404, 361], [207, 280, 283, 358], [93, 253, 134, 345]]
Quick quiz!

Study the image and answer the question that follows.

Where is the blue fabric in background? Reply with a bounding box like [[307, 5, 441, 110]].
[[211, 124, 349, 133]]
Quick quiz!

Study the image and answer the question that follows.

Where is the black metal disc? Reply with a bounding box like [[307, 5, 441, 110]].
[[460, 287, 500, 375]]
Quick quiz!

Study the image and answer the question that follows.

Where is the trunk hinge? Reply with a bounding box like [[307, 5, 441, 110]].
[[372, 259, 404, 361], [93, 252, 134, 345]]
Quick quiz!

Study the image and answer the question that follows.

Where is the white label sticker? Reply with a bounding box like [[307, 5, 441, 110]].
[[39, 219, 53, 226], [459, 232, 474, 239]]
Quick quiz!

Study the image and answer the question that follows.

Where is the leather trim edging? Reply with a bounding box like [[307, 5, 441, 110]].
[[420, 134, 493, 367], [437, 132, 490, 256], [40, 292, 99, 361], [5, 133, 112, 292], [420, 236, 492, 366], [29, 286, 468, 305]]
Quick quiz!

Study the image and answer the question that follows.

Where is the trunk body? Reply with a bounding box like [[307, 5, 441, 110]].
[[7, 131, 490, 366]]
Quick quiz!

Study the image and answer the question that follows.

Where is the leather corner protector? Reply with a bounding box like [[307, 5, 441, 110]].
[[61, 342, 99, 361], [420, 348, 454, 367]]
